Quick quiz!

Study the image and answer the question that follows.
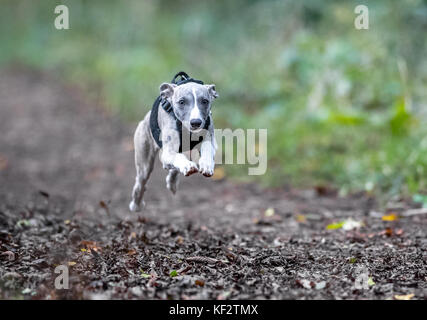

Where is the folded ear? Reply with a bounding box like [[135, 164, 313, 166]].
[[205, 84, 219, 99], [159, 83, 177, 98]]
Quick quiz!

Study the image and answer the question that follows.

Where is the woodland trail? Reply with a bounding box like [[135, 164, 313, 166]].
[[0, 67, 425, 299]]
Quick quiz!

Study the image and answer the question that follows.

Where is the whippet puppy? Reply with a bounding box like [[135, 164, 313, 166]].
[[129, 73, 218, 212]]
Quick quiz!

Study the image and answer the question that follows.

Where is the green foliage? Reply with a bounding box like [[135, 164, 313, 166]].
[[1, 0, 426, 196], [413, 194, 427, 208], [349, 257, 357, 264]]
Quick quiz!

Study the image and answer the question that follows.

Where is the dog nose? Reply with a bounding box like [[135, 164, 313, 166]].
[[190, 119, 202, 128]]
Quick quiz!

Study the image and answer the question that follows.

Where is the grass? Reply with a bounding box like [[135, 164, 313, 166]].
[[1, 0, 426, 197]]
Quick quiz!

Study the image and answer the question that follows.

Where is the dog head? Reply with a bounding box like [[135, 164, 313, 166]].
[[159, 82, 218, 132]]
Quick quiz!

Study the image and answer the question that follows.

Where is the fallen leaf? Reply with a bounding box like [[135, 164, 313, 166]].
[[68, 261, 76, 266], [315, 281, 326, 290], [127, 249, 137, 255], [315, 185, 329, 196], [176, 236, 184, 244], [212, 166, 225, 180], [16, 219, 30, 227], [195, 279, 205, 287], [295, 214, 306, 223], [368, 277, 375, 286], [223, 249, 238, 262], [22, 288, 32, 295], [99, 201, 110, 216], [327, 219, 363, 231], [170, 270, 178, 277], [217, 291, 231, 300], [394, 293, 414, 300], [342, 219, 363, 231], [385, 228, 393, 237], [326, 221, 345, 230], [264, 207, 275, 217], [382, 213, 398, 221], [1, 251, 15, 261], [80, 240, 102, 252], [296, 279, 313, 289]]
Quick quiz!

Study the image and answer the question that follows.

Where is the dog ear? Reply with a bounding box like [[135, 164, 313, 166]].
[[205, 84, 218, 100], [159, 83, 176, 99]]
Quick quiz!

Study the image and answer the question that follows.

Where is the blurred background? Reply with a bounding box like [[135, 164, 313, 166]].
[[1, 0, 426, 198]]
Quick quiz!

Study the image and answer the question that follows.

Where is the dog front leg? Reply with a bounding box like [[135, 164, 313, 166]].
[[160, 128, 198, 176], [198, 140, 216, 177], [161, 149, 198, 177], [166, 168, 179, 194]]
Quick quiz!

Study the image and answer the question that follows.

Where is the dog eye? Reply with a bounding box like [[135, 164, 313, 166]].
[[201, 98, 209, 105], [178, 99, 185, 105]]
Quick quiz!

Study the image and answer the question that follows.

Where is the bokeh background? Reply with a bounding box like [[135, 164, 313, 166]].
[[1, 0, 426, 198]]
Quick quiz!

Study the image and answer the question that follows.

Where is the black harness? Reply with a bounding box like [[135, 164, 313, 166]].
[[149, 71, 211, 153]]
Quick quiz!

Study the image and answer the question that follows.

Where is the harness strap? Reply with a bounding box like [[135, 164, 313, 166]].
[[149, 72, 210, 152], [149, 96, 163, 149]]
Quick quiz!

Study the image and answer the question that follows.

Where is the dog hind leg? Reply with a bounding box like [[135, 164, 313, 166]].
[[129, 121, 157, 212]]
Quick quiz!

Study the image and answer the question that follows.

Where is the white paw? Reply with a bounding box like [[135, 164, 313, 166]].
[[129, 200, 145, 212], [199, 158, 215, 177], [177, 159, 198, 176]]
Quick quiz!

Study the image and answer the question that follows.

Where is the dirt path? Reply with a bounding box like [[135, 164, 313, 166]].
[[0, 67, 425, 300]]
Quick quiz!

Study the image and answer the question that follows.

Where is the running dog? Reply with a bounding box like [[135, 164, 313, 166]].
[[129, 72, 218, 212]]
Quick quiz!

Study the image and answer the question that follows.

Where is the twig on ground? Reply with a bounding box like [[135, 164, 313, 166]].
[[185, 256, 228, 265], [402, 208, 427, 216]]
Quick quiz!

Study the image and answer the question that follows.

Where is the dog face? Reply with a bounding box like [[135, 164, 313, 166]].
[[160, 82, 218, 132]]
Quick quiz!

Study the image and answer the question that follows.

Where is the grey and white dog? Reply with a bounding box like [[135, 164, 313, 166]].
[[129, 80, 218, 212]]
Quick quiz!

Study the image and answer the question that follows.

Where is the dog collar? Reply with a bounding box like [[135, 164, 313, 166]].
[[149, 72, 211, 153]]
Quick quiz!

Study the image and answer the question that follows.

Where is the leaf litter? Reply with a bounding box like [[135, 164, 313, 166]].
[[0, 68, 425, 300]]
